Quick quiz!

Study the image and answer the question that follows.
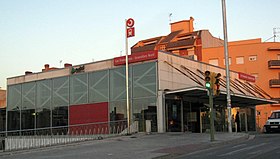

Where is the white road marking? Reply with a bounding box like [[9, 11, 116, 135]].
[[218, 143, 268, 157], [247, 146, 280, 159], [232, 144, 247, 149]]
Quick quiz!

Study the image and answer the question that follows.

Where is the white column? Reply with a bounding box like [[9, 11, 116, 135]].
[[157, 91, 165, 133]]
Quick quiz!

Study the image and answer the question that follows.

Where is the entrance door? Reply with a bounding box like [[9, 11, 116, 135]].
[[166, 99, 182, 132]]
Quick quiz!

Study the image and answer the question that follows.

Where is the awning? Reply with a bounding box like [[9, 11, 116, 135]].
[[164, 86, 278, 107]]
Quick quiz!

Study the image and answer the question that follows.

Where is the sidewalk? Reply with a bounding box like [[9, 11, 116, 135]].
[[0, 132, 251, 159]]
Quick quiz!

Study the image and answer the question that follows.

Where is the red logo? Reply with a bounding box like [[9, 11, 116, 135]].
[[127, 27, 135, 38], [126, 18, 134, 27]]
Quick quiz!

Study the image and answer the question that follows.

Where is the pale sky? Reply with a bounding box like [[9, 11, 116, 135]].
[[0, 0, 279, 89]]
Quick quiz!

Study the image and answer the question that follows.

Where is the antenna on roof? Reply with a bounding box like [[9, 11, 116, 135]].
[[265, 27, 280, 42], [273, 27, 280, 42], [169, 13, 172, 24]]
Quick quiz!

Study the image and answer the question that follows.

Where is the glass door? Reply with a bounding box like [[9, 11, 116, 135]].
[[166, 99, 182, 132]]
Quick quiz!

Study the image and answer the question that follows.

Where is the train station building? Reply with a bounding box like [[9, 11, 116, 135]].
[[6, 50, 275, 134]]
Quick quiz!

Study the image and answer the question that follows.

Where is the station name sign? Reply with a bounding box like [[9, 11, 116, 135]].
[[114, 50, 158, 66], [238, 72, 256, 82]]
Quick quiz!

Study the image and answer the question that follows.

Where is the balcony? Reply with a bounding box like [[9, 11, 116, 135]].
[[268, 60, 280, 68], [269, 79, 280, 88]]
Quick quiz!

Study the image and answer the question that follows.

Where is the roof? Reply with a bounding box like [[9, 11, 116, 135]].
[[165, 86, 277, 107], [160, 30, 182, 43], [166, 39, 195, 50]]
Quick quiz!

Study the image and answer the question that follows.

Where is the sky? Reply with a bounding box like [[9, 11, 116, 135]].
[[0, 0, 279, 89]]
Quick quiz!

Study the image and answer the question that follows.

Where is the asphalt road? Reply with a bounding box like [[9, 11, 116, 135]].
[[176, 133, 280, 159]]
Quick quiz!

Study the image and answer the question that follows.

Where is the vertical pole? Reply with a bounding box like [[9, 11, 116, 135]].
[[180, 98, 184, 132], [209, 90, 215, 141], [125, 19, 131, 134], [221, 0, 232, 133]]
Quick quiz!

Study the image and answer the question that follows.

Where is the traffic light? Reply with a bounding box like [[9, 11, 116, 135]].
[[213, 73, 221, 96], [204, 71, 211, 90]]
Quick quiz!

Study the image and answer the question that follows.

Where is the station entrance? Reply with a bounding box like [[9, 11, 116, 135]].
[[166, 99, 226, 133], [164, 87, 275, 133]]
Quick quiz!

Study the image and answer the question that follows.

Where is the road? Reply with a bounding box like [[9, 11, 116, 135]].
[[177, 133, 280, 159]]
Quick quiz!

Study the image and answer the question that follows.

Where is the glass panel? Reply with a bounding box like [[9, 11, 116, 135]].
[[132, 62, 156, 98], [53, 77, 69, 107], [89, 70, 109, 103], [7, 85, 21, 111], [21, 109, 35, 130], [0, 109, 5, 131], [52, 76, 69, 133], [70, 73, 88, 105], [52, 106, 68, 127], [37, 80, 51, 109], [36, 80, 51, 128], [7, 111, 20, 131], [132, 97, 157, 132], [22, 82, 36, 110], [110, 100, 128, 121], [166, 99, 182, 132], [110, 67, 131, 101]]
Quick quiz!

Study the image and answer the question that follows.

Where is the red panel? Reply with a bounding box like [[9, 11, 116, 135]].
[[114, 50, 158, 66], [238, 72, 256, 82], [69, 102, 109, 134], [69, 102, 108, 125]]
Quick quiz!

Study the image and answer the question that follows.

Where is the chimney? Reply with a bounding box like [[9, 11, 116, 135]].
[[25, 71, 33, 75], [42, 64, 50, 72], [171, 17, 194, 34], [64, 63, 72, 68]]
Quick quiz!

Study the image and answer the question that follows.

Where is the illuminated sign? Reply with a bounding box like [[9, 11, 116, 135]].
[[238, 72, 256, 82], [114, 50, 158, 66]]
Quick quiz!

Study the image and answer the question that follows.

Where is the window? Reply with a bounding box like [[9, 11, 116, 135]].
[[249, 55, 257, 61], [277, 54, 280, 60], [236, 56, 244, 64], [209, 59, 219, 66], [159, 45, 166, 51], [223, 57, 231, 65]]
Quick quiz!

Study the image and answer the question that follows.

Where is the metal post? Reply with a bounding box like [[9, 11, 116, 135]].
[[125, 19, 131, 134], [180, 98, 184, 132], [209, 90, 215, 141], [221, 0, 232, 133]]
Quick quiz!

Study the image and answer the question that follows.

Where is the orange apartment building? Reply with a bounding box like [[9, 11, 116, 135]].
[[132, 17, 280, 131], [0, 89, 6, 131], [0, 89, 6, 108], [202, 39, 280, 131]]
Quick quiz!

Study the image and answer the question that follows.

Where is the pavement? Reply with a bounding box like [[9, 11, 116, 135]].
[[0, 132, 252, 159]]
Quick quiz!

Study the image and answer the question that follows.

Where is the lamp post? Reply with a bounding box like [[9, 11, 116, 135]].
[[221, 0, 232, 133]]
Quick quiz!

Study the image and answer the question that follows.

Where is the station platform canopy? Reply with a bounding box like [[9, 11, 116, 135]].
[[164, 86, 278, 107]]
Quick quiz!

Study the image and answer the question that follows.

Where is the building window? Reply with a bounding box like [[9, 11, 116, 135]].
[[209, 59, 219, 66], [249, 55, 257, 61], [277, 54, 280, 60], [236, 56, 244, 64], [159, 45, 166, 51], [223, 57, 231, 65]]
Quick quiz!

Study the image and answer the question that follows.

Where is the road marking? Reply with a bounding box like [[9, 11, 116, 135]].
[[247, 146, 279, 159], [218, 143, 268, 157], [232, 144, 247, 149]]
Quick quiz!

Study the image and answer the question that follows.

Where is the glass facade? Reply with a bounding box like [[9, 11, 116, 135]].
[[6, 61, 158, 133]]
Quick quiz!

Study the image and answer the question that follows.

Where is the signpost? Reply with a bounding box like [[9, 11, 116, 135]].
[[125, 18, 135, 134]]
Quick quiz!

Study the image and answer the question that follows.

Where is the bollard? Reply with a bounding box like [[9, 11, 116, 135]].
[[146, 120, 152, 134]]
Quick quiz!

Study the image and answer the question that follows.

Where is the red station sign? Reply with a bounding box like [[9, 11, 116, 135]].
[[114, 50, 158, 66], [238, 72, 256, 82]]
